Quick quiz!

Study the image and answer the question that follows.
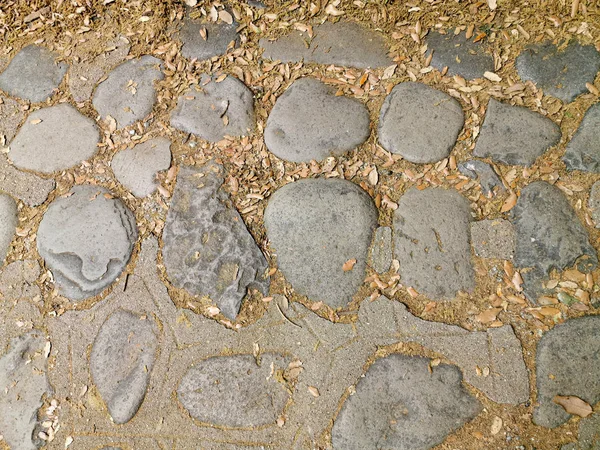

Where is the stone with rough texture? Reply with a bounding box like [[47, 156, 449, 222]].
[[511, 181, 597, 303], [535, 316, 600, 428], [162, 162, 269, 319], [425, 32, 493, 80], [264, 78, 370, 162], [369, 226, 392, 274], [471, 219, 515, 260], [0, 259, 41, 301], [260, 21, 391, 69], [177, 354, 291, 427], [331, 355, 481, 450], [473, 98, 561, 166], [93, 55, 164, 129], [0, 194, 16, 264], [0, 45, 68, 102], [264, 178, 377, 308], [37, 185, 137, 300], [516, 41, 600, 103], [111, 137, 171, 197], [394, 187, 474, 299], [458, 159, 505, 197], [562, 414, 600, 450], [563, 104, 600, 172], [0, 153, 55, 207], [588, 181, 600, 228], [378, 82, 464, 163], [179, 18, 238, 61], [9, 104, 100, 173], [0, 95, 25, 141], [91, 309, 158, 424], [170, 75, 254, 142]]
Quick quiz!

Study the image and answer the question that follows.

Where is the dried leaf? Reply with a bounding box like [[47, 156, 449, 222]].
[[484, 71, 502, 82], [343, 259, 357, 271], [501, 192, 517, 212], [476, 307, 502, 323], [553, 395, 593, 417], [199, 27, 207, 41], [325, 4, 344, 16], [30, 119, 42, 125], [219, 10, 233, 25], [308, 386, 320, 397]]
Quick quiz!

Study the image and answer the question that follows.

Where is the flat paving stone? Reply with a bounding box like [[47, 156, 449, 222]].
[[93, 55, 164, 129], [0, 153, 55, 207], [394, 187, 474, 299], [37, 185, 137, 300], [162, 162, 269, 320], [458, 159, 505, 197], [0, 45, 68, 102], [563, 103, 600, 172], [425, 31, 494, 80], [473, 98, 561, 166], [264, 77, 370, 162], [260, 21, 391, 69], [511, 181, 597, 303], [179, 17, 238, 61], [516, 41, 600, 103], [111, 137, 171, 197], [0, 95, 25, 141], [91, 309, 158, 424], [0, 259, 41, 301], [0, 193, 16, 265], [170, 75, 255, 142], [378, 82, 464, 163], [471, 219, 515, 260], [369, 226, 393, 274], [331, 354, 482, 450], [561, 414, 600, 450], [264, 178, 377, 308], [534, 316, 600, 428], [9, 103, 100, 173], [588, 181, 600, 228]]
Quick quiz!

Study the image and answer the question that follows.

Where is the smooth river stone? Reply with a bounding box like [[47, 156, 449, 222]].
[[563, 103, 600, 172]]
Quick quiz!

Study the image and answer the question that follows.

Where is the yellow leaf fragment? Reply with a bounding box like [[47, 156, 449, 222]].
[[553, 395, 592, 417]]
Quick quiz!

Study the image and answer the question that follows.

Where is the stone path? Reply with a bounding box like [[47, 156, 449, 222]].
[[0, 2, 599, 450]]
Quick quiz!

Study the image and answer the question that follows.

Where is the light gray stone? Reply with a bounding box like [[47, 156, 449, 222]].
[[162, 162, 269, 320], [331, 355, 481, 450], [0, 193, 16, 264], [0, 153, 55, 207], [93, 55, 164, 129], [264, 77, 370, 162], [516, 41, 600, 103], [0, 259, 41, 301], [564, 103, 600, 172], [170, 75, 255, 142], [378, 82, 464, 163], [264, 178, 377, 308], [534, 316, 600, 428], [179, 18, 238, 61], [369, 226, 392, 274], [260, 21, 391, 69], [111, 137, 171, 197], [9, 104, 100, 173], [458, 159, 505, 197], [37, 185, 137, 300], [473, 98, 561, 166], [562, 414, 600, 450], [425, 32, 494, 80], [589, 181, 600, 228], [0, 45, 68, 102], [0, 95, 25, 141], [512, 181, 597, 303], [91, 309, 158, 424], [471, 219, 515, 260], [394, 187, 474, 299]]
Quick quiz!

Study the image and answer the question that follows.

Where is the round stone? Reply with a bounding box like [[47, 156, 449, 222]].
[[179, 18, 238, 61]]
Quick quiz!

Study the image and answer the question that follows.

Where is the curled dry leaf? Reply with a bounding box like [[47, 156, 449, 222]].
[[484, 71, 502, 82], [325, 4, 345, 16], [487, 0, 497, 10], [553, 395, 593, 417], [501, 192, 517, 212], [343, 259, 357, 271], [218, 10, 233, 25], [476, 307, 502, 323], [308, 386, 320, 397]]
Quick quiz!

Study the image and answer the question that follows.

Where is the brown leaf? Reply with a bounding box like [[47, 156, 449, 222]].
[[308, 386, 320, 397], [553, 395, 593, 417], [218, 10, 233, 25], [501, 192, 517, 212], [476, 307, 502, 323], [343, 259, 357, 271]]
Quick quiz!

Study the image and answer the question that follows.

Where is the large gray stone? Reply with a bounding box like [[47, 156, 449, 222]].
[[331, 355, 481, 450], [378, 82, 464, 163], [260, 21, 391, 69], [162, 162, 269, 320], [111, 137, 171, 197], [37, 185, 138, 300], [264, 78, 370, 162], [534, 316, 600, 428], [170, 75, 255, 142], [9, 104, 100, 173], [179, 18, 238, 61], [264, 178, 377, 308], [511, 181, 597, 303], [394, 187, 474, 299], [563, 103, 600, 172], [471, 219, 515, 260], [0, 45, 68, 102], [0, 153, 55, 207], [369, 226, 393, 274], [588, 181, 600, 228], [516, 41, 600, 103], [0, 95, 25, 141], [91, 309, 158, 424], [93, 55, 164, 129], [473, 98, 561, 166], [0, 193, 16, 265], [458, 159, 505, 197], [425, 32, 494, 80]]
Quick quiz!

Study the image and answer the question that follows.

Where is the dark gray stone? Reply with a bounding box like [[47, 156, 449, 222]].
[[91, 309, 158, 424], [264, 77, 370, 162], [0, 194, 16, 265], [378, 82, 464, 163], [512, 181, 597, 303], [471, 219, 515, 260], [0, 153, 55, 207], [9, 104, 100, 173], [458, 159, 505, 197], [331, 355, 481, 450], [177, 353, 291, 427], [563, 103, 600, 172], [37, 185, 138, 300], [516, 41, 600, 103], [588, 181, 600, 228], [425, 32, 494, 80], [369, 226, 393, 274], [0, 45, 68, 102], [162, 162, 269, 320], [179, 18, 238, 61], [170, 75, 255, 142], [264, 178, 377, 308], [260, 21, 391, 69], [394, 187, 474, 299], [534, 316, 600, 428], [473, 98, 561, 166]]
